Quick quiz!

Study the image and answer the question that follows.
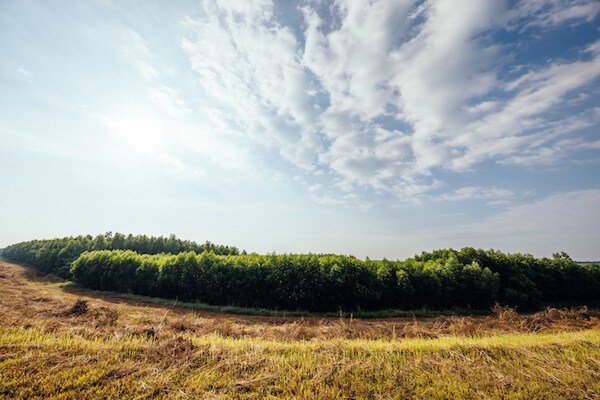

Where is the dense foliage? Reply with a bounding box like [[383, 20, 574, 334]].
[[3, 235, 598, 312], [68, 248, 600, 312], [1, 233, 239, 277]]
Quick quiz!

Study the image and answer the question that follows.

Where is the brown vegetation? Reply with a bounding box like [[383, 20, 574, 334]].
[[1, 258, 599, 399]]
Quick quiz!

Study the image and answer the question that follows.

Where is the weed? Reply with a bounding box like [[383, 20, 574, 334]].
[[63, 299, 88, 316]]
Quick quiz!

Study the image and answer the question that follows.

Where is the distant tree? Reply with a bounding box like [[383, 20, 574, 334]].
[[553, 251, 572, 261]]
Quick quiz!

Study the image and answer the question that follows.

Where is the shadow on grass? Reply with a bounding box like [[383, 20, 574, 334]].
[[57, 281, 491, 320]]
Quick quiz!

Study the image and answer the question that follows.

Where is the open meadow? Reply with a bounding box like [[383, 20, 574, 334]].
[[1, 258, 599, 399]]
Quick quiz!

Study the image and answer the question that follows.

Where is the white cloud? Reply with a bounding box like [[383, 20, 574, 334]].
[[174, 117, 258, 173], [433, 186, 515, 202], [180, 0, 323, 171], [302, 0, 411, 121], [121, 29, 160, 80], [16, 67, 33, 80], [148, 86, 191, 117], [176, 0, 600, 203], [303, 1, 599, 198], [458, 94, 600, 168], [466, 101, 500, 114], [508, 0, 600, 30]]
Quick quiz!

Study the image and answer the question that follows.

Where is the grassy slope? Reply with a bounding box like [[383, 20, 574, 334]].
[[1, 259, 599, 399]]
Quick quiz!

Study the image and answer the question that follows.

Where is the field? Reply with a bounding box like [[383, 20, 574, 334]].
[[1, 258, 599, 399]]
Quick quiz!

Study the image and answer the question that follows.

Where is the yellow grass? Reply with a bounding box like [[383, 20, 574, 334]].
[[1, 259, 599, 399]]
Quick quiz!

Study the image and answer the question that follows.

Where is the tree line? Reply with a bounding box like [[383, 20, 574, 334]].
[[1, 233, 239, 277], [2, 236, 598, 312]]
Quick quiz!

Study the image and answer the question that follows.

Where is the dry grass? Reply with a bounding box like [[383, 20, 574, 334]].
[[1, 259, 599, 399]]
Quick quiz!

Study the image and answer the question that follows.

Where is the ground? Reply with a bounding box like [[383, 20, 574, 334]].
[[0, 258, 599, 399]]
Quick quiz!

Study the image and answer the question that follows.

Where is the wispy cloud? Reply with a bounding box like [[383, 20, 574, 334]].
[[16, 67, 33, 80], [148, 86, 191, 117], [121, 29, 160, 81], [432, 186, 515, 202], [450, 50, 600, 169], [508, 0, 600, 30], [175, 0, 599, 204], [180, 1, 323, 171]]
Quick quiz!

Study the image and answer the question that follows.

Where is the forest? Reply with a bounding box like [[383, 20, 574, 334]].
[[0, 233, 239, 277], [2, 234, 598, 312]]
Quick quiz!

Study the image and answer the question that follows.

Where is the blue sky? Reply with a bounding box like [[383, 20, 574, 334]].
[[1, 0, 599, 260]]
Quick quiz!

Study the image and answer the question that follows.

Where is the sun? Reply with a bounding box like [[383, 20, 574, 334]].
[[113, 110, 165, 155]]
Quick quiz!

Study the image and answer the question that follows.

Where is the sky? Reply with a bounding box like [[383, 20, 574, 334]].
[[1, 0, 599, 260]]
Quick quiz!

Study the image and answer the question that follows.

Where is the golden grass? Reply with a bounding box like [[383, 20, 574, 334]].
[[1, 259, 599, 399]]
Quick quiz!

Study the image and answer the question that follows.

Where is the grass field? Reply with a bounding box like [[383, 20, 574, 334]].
[[1, 258, 599, 399]]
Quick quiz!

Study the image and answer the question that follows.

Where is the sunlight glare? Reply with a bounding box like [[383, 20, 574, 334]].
[[113, 111, 165, 154]]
